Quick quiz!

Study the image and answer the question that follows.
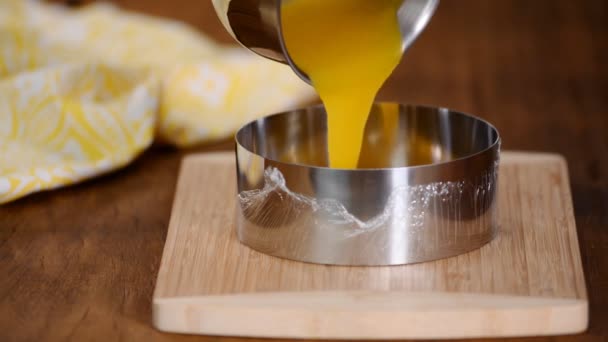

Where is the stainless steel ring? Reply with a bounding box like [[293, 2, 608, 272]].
[[235, 103, 501, 266]]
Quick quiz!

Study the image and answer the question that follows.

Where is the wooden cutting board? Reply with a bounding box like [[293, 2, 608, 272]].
[[153, 152, 587, 339]]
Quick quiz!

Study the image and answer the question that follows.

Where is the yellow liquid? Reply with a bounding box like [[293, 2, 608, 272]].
[[281, 0, 404, 168]]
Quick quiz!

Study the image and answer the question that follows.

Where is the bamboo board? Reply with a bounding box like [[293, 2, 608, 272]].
[[153, 152, 587, 339]]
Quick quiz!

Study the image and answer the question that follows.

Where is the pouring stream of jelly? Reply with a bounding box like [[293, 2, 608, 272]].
[[281, 0, 404, 169]]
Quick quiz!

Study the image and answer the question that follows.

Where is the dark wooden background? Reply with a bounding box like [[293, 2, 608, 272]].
[[1, 0, 607, 341]]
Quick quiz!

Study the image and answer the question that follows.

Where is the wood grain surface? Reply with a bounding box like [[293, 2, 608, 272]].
[[152, 152, 587, 339], [1, 0, 607, 341], [156, 152, 585, 299]]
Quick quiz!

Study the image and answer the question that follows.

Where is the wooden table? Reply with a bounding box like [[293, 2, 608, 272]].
[[1, 0, 606, 341]]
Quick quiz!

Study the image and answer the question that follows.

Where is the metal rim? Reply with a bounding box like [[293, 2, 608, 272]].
[[235, 102, 501, 172]]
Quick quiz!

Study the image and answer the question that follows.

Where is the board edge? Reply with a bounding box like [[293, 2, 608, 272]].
[[152, 291, 588, 339]]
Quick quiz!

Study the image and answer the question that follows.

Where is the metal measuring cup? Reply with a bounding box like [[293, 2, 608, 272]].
[[212, 0, 440, 83]]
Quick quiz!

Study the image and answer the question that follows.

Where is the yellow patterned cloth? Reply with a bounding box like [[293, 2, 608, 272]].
[[0, 0, 316, 204]]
